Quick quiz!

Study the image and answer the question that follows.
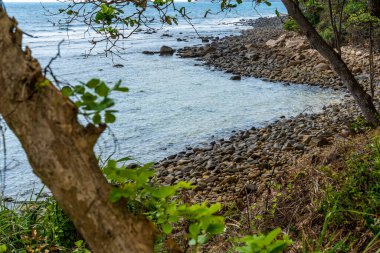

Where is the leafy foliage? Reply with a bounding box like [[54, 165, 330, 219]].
[[0, 193, 89, 252], [102, 158, 225, 248], [234, 228, 292, 253], [319, 27, 334, 44], [350, 116, 372, 133], [61, 79, 128, 125], [321, 137, 380, 235], [283, 18, 299, 32]]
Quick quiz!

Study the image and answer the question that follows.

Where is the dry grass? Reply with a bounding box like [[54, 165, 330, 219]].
[[194, 129, 380, 253]]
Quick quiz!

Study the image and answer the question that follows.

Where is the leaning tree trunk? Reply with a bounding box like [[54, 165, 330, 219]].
[[281, 0, 380, 126], [0, 8, 155, 253], [368, 0, 380, 18]]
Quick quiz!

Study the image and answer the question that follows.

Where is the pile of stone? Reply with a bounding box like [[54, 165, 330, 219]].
[[177, 17, 380, 91], [155, 98, 363, 203]]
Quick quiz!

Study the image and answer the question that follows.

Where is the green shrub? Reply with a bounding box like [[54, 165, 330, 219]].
[[319, 27, 334, 44], [0, 191, 88, 252], [234, 228, 292, 253], [283, 18, 299, 32], [321, 137, 380, 235], [102, 158, 226, 249]]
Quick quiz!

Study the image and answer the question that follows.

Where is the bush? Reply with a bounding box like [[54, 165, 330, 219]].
[[321, 137, 380, 235], [0, 192, 88, 252], [319, 27, 334, 44], [283, 18, 299, 32]]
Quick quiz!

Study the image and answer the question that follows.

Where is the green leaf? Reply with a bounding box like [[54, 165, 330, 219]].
[[207, 203, 222, 214], [105, 111, 116, 123], [117, 157, 132, 163], [95, 98, 115, 111], [150, 186, 177, 199], [95, 82, 110, 97], [136, 168, 155, 185], [162, 223, 172, 234], [189, 223, 200, 237], [263, 228, 281, 246], [109, 188, 124, 203], [74, 85, 85, 94], [61, 86, 73, 97], [82, 92, 97, 103], [0, 245, 7, 253], [74, 240, 83, 247], [93, 113, 101, 124], [275, 9, 280, 17], [197, 234, 209, 245], [206, 222, 225, 235], [86, 78, 100, 88]]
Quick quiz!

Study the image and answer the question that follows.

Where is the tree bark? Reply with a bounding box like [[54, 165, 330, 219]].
[[281, 0, 380, 126], [0, 8, 154, 253], [368, 0, 380, 18]]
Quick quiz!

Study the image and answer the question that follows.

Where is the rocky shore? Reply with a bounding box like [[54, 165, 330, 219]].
[[154, 99, 363, 203], [176, 17, 380, 90], [154, 17, 380, 205]]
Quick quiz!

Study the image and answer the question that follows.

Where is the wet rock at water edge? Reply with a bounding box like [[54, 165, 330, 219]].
[[159, 46, 176, 56], [142, 50, 157, 55], [230, 75, 242, 80], [201, 37, 210, 43]]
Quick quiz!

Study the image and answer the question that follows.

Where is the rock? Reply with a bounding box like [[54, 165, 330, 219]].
[[285, 38, 306, 48], [142, 51, 156, 55], [293, 143, 304, 150], [282, 141, 293, 151], [127, 163, 139, 169], [164, 175, 175, 184], [2, 196, 14, 202], [265, 39, 278, 48], [288, 60, 303, 67], [265, 34, 287, 48], [294, 53, 305, 61], [245, 53, 260, 61], [159, 46, 176, 56], [314, 63, 330, 71], [310, 137, 330, 147], [205, 160, 216, 170], [201, 37, 210, 43], [203, 45, 217, 54], [352, 67, 362, 74], [302, 135, 312, 144], [178, 159, 190, 165], [341, 129, 351, 137], [259, 162, 271, 170], [242, 183, 257, 194], [230, 75, 241, 80], [296, 42, 309, 50]]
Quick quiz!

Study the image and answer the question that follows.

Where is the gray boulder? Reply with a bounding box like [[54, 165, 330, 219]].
[[159, 46, 176, 56]]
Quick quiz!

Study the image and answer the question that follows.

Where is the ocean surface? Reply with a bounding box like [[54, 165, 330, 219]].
[[1, 1, 343, 199]]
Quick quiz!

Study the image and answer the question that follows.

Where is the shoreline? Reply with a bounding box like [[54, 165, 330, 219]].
[[177, 16, 380, 91], [154, 16, 380, 203]]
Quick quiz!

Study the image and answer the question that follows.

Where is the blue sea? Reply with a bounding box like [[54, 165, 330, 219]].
[[1, 1, 343, 199]]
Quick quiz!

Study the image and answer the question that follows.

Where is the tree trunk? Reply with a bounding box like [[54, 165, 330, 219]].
[[281, 0, 380, 126], [368, 0, 380, 18], [0, 8, 154, 253]]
